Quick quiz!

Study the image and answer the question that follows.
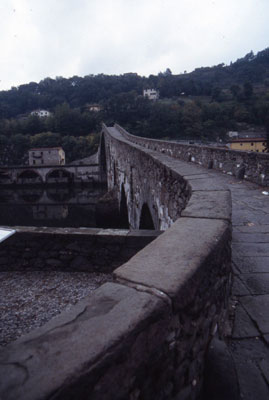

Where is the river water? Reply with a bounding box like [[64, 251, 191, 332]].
[[0, 184, 109, 228]]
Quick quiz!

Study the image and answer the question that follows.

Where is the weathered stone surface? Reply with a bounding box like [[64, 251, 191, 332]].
[[0, 282, 168, 400], [240, 273, 269, 295], [181, 190, 231, 221], [232, 242, 269, 257], [232, 276, 251, 296], [203, 338, 239, 400], [232, 304, 259, 338], [234, 225, 269, 234], [259, 359, 269, 385], [115, 217, 230, 303], [233, 361, 269, 400], [232, 232, 269, 243], [184, 176, 226, 192], [232, 254, 269, 273], [240, 295, 269, 334]]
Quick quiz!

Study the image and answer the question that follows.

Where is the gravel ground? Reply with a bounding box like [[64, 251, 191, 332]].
[[0, 271, 112, 347]]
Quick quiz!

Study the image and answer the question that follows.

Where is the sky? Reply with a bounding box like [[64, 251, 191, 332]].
[[0, 0, 269, 90]]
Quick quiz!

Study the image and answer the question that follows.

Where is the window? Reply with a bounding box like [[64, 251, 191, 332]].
[[33, 160, 36, 165]]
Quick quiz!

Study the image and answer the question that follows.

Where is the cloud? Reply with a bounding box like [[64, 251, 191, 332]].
[[0, 0, 269, 90]]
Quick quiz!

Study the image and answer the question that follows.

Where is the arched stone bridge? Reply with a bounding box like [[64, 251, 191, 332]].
[[0, 124, 268, 400], [0, 163, 99, 185]]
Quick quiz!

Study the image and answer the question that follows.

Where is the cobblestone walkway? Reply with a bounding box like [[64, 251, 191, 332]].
[[187, 168, 269, 399], [227, 178, 269, 399]]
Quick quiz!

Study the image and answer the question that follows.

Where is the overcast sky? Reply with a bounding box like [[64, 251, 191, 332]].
[[0, 0, 269, 90]]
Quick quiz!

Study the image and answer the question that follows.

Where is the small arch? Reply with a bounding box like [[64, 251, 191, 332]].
[[113, 162, 117, 186], [0, 171, 12, 184], [17, 170, 43, 185], [139, 203, 155, 230], [46, 169, 73, 184], [119, 184, 129, 228], [207, 160, 213, 169]]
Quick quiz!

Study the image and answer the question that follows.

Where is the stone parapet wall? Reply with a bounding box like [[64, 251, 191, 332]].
[[0, 126, 232, 400], [0, 227, 160, 273], [115, 124, 269, 186]]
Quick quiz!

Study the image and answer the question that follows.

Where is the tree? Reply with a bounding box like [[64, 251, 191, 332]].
[[243, 82, 253, 98], [30, 132, 61, 148], [230, 84, 241, 99]]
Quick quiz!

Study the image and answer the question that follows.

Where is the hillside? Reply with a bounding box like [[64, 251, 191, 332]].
[[0, 48, 269, 164]]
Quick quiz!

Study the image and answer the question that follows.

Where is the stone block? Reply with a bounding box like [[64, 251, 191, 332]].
[[181, 190, 231, 221], [114, 217, 230, 309], [0, 282, 168, 400]]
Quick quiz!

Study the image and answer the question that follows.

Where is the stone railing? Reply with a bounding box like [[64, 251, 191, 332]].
[[0, 126, 232, 400], [0, 227, 160, 274], [115, 124, 269, 186]]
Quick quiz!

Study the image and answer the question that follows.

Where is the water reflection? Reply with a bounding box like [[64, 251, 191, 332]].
[[0, 184, 107, 228], [32, 205, 69, 220]]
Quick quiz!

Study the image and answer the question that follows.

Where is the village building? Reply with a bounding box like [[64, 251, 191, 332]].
[[81, 104, 103, 112], [143, 89, 159, 100], [228, 137, 267, 152], [30, 109, 52, 118], [28, 147, 65, 166]]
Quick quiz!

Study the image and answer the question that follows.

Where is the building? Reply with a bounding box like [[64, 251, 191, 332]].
[[143, 89, 159, 100], [81, 104, 103, 113], [29, 147, 65, 166], [30, 109, 52, 118], [228, 137, 267, 152]]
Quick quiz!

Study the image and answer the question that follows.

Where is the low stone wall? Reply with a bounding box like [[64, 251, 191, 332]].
[[115, 124, 269, 186], [0, 127, 232, 400], [0, 227, 160, 273]]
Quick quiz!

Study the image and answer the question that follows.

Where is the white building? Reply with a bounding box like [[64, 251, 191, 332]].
[[143, 89, 159, 100], [30, 109, 52, 118], [29, 147, 65, 166]]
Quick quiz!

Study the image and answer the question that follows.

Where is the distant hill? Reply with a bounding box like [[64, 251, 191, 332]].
[[0, 48, 269, 119], [0, 47, 268, 165]]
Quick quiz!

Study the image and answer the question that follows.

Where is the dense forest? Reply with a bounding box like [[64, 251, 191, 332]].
[[1, 48, 269, 164]]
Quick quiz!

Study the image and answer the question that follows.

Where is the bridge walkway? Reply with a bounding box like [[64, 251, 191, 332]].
[[169, 160, 269, 399], [225, 176, 269, 399]]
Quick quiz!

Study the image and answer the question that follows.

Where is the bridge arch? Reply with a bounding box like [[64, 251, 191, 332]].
[[139, 203, 155, 230], [99, 133, 107, 183], [46, 168, 73, 184], [119, 183, 129, 228], [0, 170, 12, 184], [17, 169, 43, 184]]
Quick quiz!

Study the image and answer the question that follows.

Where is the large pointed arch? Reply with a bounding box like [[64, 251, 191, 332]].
[[119, 183, 129, 229], [139, 203, 155, 230], [99, 133, 107, 183]]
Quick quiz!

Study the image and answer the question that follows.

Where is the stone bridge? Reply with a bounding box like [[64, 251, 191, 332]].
[[0, 124, 268, 400], [0, 163, 99, 185]]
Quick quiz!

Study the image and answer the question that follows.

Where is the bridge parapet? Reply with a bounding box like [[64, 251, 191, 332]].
[[114, 123, 269, 186], [0, 126, 232, 400]]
